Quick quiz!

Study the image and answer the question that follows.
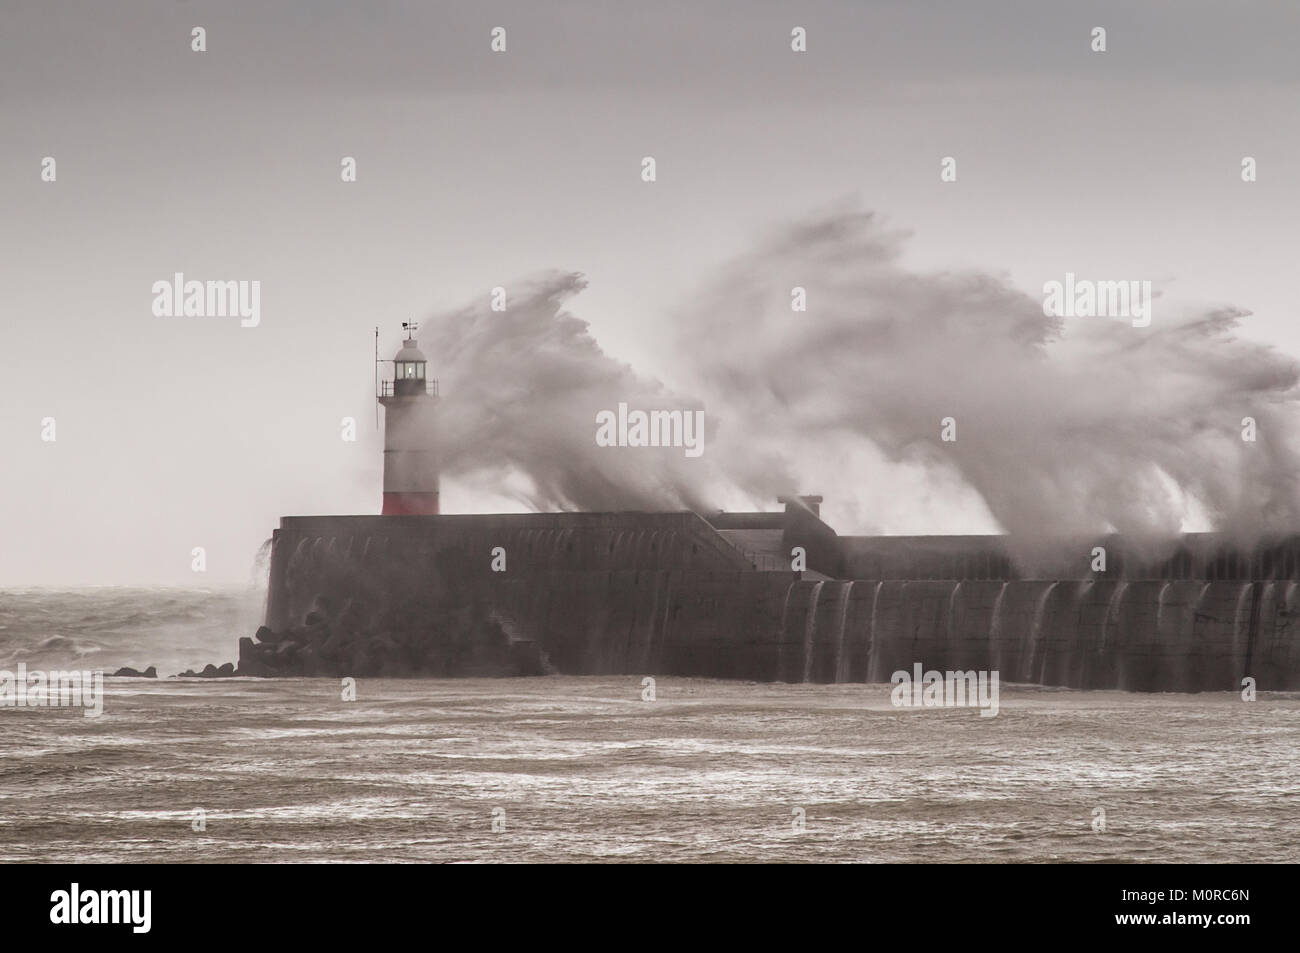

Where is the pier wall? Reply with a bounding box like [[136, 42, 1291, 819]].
[[259, 515, 1300, 690]]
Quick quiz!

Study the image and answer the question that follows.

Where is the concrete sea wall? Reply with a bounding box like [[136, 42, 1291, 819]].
[[252, 515, 1300, 690]]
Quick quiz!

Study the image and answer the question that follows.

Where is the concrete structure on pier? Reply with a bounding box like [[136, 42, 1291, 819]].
[[250, 498, 1300, 690]]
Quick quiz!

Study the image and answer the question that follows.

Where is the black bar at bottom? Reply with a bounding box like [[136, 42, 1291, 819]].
[[0, 863, 1279, 941]]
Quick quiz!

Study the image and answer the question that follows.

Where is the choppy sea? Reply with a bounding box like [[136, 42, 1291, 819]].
[[1, 588, 1297, 863]]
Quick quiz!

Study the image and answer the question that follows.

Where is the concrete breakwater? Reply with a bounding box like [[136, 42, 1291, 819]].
[[232, 513, 1300, 691]]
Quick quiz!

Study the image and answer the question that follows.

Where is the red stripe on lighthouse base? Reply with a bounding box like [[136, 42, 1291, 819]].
[[381, 492, 440, 515]]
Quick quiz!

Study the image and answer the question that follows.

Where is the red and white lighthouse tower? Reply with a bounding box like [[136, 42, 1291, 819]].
[[377, 323, 439, 515]]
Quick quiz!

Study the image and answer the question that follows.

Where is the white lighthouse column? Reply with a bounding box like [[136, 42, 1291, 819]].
[[378, 331, 439, 515]]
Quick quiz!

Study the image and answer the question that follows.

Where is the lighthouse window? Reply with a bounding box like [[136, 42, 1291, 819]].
[[415, 363, 425, 379]]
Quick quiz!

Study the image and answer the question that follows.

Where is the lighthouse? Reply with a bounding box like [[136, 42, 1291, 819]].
[[377, 323, 439, 515]]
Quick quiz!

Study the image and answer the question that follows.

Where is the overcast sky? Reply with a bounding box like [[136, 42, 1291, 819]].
[[2, 1, 1297, 585]]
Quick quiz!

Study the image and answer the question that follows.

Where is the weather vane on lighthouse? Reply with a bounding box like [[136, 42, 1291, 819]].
[[375, 322, 440, 515]]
